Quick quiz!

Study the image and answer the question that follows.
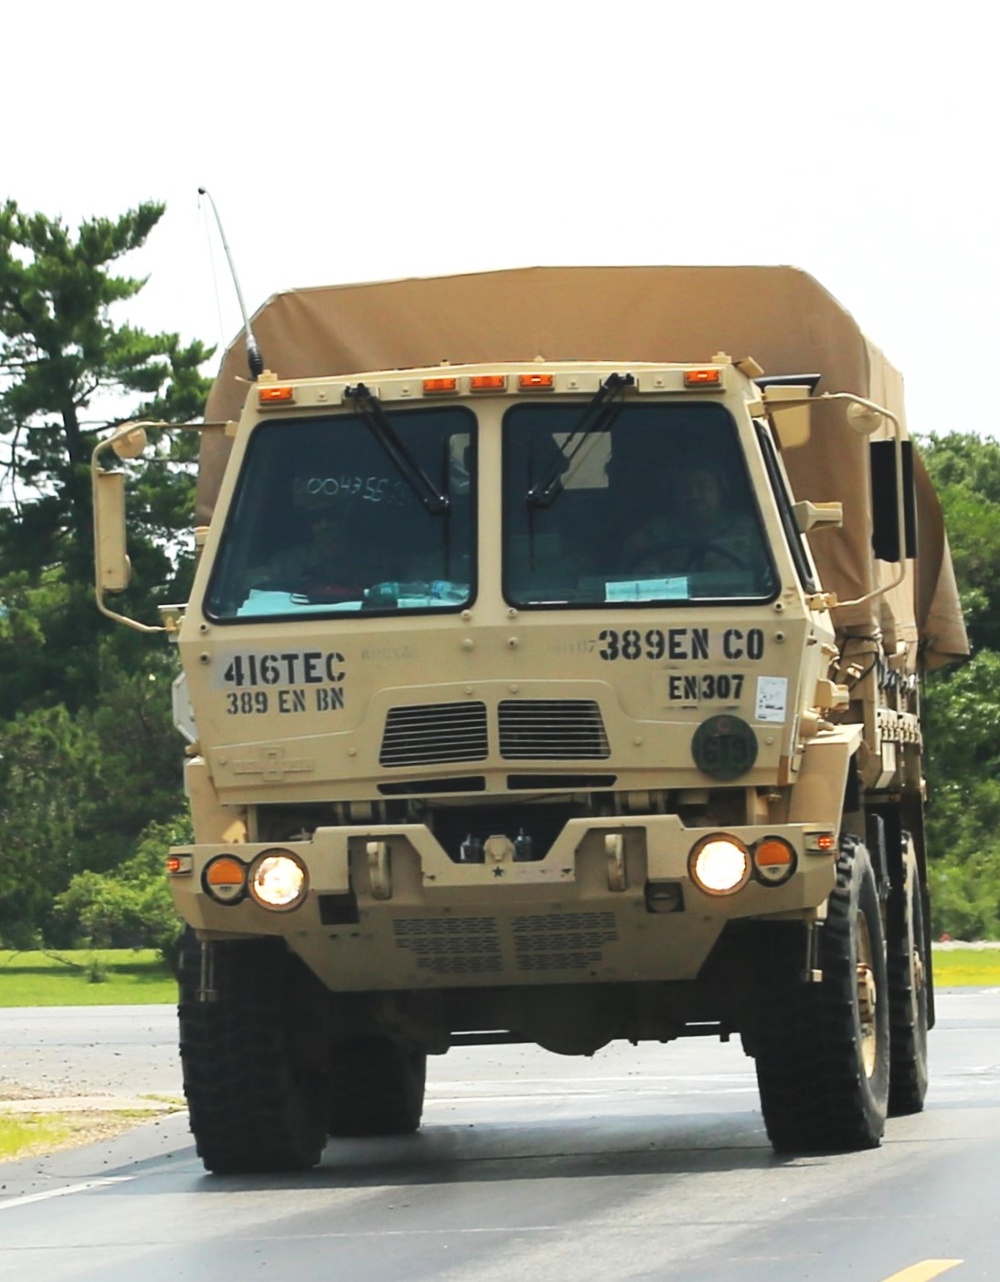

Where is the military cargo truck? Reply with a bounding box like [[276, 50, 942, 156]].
[[93, 266, 968, 1172]]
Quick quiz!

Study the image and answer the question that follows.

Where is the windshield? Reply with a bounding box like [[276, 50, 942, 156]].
[[503, 402, 777, 606], [204, 408, 475, 620]]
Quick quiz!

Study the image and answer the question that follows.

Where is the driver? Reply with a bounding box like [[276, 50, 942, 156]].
[[624, 463, 755, 575]]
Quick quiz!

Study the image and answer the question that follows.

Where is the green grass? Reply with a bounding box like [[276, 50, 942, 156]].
[[0, 950, 177, 1007], [0, 1113, 76, 1160], [931, 946, 1000, 987], [0, 945, 996, 1009], [0, 1109, 175, 1162]]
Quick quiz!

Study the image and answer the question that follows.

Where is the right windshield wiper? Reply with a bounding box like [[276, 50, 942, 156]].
[[346, 383, 450, 515], [525, 372, 634, 509]]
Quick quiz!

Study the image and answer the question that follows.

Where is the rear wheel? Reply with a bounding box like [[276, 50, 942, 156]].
[[755, 840, 890, 1153], [328, 1037, 427, 1137], [179, 932, 329, 1174], [887, 837, 929, 1115]]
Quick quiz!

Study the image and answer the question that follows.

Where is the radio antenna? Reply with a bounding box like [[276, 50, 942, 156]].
[[198, 187, 264, 379]]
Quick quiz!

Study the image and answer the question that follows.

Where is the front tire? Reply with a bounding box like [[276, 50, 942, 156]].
[[179, 932, 329, 1174], [755, 840, 890, 1154], [328, 1037, 427, 1137]]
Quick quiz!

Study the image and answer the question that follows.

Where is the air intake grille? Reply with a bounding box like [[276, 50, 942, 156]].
[[513, 912, 618, 971], [380, 702, 488, 767], [393, 916, 502, 975], [499, 700, 610, 760]]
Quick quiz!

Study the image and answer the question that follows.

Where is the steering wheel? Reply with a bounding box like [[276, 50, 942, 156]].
[[624, 539, 748, 574]]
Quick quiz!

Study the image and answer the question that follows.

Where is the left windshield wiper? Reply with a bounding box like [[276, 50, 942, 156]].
[[346, 384, 450, 515], [525, 371, 635, 509]]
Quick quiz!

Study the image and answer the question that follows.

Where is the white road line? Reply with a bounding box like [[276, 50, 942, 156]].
[[0, 1177, 134, 1212]]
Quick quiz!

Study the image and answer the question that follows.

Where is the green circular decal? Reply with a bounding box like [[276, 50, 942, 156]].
[[691, 715, 759, 781]]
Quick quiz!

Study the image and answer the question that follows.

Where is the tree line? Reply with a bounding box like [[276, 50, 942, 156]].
[[1, 200, 997, 952]]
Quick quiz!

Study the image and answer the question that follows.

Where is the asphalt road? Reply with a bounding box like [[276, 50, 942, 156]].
[[0, 990, 997, 1282]]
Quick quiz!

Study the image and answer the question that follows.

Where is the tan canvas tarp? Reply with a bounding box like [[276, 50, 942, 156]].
[[202, 266, 968, 669]]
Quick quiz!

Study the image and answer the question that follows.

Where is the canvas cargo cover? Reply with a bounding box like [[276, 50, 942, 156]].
[[201, 265, 967, 669]]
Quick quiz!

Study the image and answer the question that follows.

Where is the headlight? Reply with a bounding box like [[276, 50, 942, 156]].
[[249, 849, 308, 911], [689, 834, 751, 896]]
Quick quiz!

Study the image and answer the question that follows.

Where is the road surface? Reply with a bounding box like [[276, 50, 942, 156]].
[[0, 990, 997, 1281]]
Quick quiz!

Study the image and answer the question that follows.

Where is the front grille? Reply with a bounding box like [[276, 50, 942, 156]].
[[512, 912, 619, 971], [393, 916, 502, 975], [380, 702, 488, 767], [499, 700, 610, 760]]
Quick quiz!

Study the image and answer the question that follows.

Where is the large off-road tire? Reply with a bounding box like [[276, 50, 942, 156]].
[[887, 837, 929, 1116], [327, 1037, 427, 1137], [179, 931, 329, 1174], [755, 840, 890, 1154]]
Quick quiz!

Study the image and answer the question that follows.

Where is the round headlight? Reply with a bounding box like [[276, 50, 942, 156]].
[[249, 849, 308, 911], [689, 834, 751, 896]]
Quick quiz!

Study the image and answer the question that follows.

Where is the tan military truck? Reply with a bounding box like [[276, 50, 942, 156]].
[[93, 266, 968, 1172]]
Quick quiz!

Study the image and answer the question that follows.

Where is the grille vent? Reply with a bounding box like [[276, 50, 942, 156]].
[[499, 700, 610, 760], [393, 916, 502, 975], [512, 912, 618, 971], [380, 702, 488, 768]]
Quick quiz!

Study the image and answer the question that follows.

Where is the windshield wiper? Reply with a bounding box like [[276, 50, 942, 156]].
[[346, 384, 450, 515], [525, 372, 635, 509]]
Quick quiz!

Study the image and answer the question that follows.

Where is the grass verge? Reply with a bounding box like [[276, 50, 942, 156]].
[[0, 946, 996, 1010], [0, 1109, 175, 1163], [931, 946, 1000, 987], [0, 950, 177, 1007]]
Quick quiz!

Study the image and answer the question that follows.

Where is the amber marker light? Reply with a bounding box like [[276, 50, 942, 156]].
[[518, 373, 555, 390], [684, 368, 722, 388], [422, 376, 459, 395], [249, 849, 308, 911], [470, 375, 507, 392], [203, 855, 247, 904], [688, 834, 751, 896], [258, 385, 295, 405], [166, 854, 193, 876], [753, 836, 797, 886], [805, 830, 837, 855]]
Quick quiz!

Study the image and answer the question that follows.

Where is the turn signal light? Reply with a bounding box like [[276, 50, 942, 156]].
[[203, 855, 247, 904], [684, 369, 722, 388], [753, 836, 797, 886], [258, 385, 295, 405]]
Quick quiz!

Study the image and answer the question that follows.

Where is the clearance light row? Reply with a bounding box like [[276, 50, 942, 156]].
[[257, 368, 723, 407], [687, 831, 832, 896], [168, 849, 308, 912]]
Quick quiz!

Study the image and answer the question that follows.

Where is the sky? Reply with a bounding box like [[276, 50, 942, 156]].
[[5, 0, 997, 440]]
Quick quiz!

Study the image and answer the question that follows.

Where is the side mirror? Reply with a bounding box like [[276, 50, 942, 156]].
[[111, 425, 148, 460], [94, 470, 131, 593], [846, 402, 884, 436]]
